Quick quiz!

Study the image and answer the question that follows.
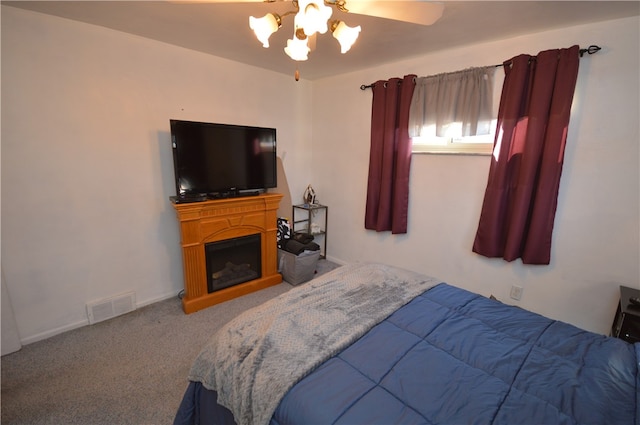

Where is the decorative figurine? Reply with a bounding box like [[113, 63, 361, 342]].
[[303, 185, 316, 205]]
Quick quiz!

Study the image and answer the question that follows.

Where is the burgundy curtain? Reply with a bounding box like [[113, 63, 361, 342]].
[[365, 75, 416, 234], [472, 45, 580, 264]]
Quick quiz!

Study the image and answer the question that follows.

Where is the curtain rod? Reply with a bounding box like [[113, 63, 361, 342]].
[[359, 45, 601, 90]]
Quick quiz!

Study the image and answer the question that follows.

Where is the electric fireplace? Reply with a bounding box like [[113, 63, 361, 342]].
[[171, 193, 283, 313]]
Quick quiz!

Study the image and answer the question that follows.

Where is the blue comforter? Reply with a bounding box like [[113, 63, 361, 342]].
[[176, 282, 639, 425], [272, 283, 638, 424]]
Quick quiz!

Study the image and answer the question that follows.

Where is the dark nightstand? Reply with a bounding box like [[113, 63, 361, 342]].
[[611, 285, 640, 343]]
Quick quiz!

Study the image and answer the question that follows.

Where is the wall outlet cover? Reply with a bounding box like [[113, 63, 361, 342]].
[[510, 285, 524, 301]]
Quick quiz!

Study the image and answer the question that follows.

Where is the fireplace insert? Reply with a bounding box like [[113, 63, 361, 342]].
[[205, 234, 262, 293]]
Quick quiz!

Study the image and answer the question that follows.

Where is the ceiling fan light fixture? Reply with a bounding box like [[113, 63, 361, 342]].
[[330, 20, 361, 53], [295, 27, 307, 40], [284, 35, 310, 61], [249, 13, 281, 48], [248, 0, 382, 66], [297, 0, 333, 36]]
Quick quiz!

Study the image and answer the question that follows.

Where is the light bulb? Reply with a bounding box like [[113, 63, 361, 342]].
[[296, 0, 332, 36], [249, 13, 281, 48], [284, 36, 310, 61], [331, 21, 361, 53]]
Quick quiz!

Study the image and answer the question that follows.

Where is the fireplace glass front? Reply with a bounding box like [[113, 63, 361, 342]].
[[205, 234, 262, 293]]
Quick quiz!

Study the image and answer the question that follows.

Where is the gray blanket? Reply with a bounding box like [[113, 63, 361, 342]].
[[188, 262, 440, 425]]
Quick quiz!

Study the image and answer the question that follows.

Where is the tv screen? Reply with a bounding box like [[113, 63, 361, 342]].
[[170, 120, 277, 199]]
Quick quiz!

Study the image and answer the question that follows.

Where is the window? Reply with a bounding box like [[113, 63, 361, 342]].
[[411, 119, 497, 155], [411, 69, 504, 155]]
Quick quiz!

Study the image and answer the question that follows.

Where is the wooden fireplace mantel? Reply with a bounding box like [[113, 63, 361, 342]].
[[172, 193, 283, 313]]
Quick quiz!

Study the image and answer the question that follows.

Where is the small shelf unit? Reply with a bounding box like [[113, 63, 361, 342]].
[[292, 203, 328, 259]]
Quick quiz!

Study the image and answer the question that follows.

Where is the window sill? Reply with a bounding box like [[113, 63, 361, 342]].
[[411, 144, 493, 156]]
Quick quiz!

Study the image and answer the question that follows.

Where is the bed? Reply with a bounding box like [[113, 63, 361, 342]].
[[174, 262, 639, 425]]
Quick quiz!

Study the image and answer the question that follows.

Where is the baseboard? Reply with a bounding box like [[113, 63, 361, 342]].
[[136, 290, 182, 309], [19, 289, 182, 347], [324, 255, 347, 266], [20, 319, 90, 346]]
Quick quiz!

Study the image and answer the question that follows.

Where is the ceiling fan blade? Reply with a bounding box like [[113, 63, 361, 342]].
[[169, 0, 443, 25], [169, 0, 265, 3], [345, 1, 444, 26]]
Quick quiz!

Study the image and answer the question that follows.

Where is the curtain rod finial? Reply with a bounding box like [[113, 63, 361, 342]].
[[579, 45, 601, 57]]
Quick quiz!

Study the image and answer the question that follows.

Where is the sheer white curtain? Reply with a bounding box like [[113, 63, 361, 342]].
[[409, 66, 495, 138]]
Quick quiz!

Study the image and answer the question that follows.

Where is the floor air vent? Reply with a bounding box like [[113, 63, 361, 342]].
[[86, 292, 136, 324]]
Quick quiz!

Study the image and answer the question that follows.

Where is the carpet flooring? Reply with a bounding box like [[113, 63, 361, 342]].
[[1, 260, 340, 425]]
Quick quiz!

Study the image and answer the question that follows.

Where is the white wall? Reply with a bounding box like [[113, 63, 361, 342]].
[[1, 6, 312, 343], [312, 16, 640, 334], [1, 269, 22, 355], [3, 6, 638, 344]]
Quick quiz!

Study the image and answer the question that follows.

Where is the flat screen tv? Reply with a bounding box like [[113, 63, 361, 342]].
[[170, 119, 277, 200]]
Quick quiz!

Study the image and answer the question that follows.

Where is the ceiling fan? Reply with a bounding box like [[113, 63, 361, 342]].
[[175, 0, 443, 56]]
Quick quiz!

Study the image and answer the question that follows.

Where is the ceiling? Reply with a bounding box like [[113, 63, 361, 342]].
[[4, 1, 639, 80]]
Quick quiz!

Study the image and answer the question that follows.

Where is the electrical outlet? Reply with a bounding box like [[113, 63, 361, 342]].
[[510, 285, 524, 300]]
